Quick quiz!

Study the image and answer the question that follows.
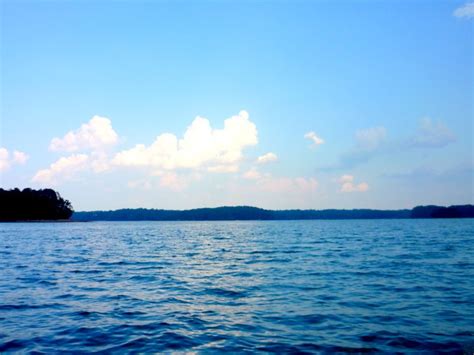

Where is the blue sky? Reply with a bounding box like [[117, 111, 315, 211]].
[[1, 0, 473, 211]]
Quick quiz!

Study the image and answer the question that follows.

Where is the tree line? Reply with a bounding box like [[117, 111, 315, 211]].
[[1, 187, 472, 221], [72, 205, 474, 221], [0, 188, 73, 221]]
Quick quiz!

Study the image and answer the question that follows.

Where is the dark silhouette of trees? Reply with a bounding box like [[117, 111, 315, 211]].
[[72, 206, 413, 221], [411, 205, 474, 218], [72, 205, 473, 221], [2, 189, 470, 222], [0, 188, 73, 221]]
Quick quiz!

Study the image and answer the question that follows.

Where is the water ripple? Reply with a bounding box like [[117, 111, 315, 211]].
[[0, 219, 473, 352]]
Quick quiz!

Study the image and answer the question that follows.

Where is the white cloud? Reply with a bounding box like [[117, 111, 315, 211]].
[[89, 151, 112, 173], [257, 152, 278, 164], [33, 116, 117, 183], [355, 126, 386, 151], [243, 168, 262, 180], [34, 111, 257, 186], [207, 165, 239, 173], [49, 116, 118, 152], [453, 2, 474, 18], [12, 151, 29, 164], [0, 148, 9, 172], [304, 131, 324, 146], [32, 154, 89, 185], [338, 174, 369, 192], [154, 171, 189, 191], [113, 110, 257, 172], [411, 118, 456, 148], [0, 148, 29, 172], [32, 151, 110, 185]]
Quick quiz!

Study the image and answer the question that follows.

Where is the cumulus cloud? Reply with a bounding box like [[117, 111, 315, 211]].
[[304, 131, 324, 146], [34, 115, 119, 183], [338, 175, 369, 192], [113, 110, 257, 172], [0, 148, 29, 172], [34, 111, 258, 186], [32, 150, 111, 185], [257, 152, 278, 164], [32, 154, 89, 185], [49, 116, 118, 152], [410, 118, 456, 148], [453, 2, 474, 18]]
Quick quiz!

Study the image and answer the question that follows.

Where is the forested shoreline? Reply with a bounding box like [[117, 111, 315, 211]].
[[1, 188, 472, 221], [72, 205, 474, 221]]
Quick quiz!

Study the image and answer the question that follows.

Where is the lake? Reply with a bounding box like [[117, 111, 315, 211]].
[[0, 220, 473, 353]]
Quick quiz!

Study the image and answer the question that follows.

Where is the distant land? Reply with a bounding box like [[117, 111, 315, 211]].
[[1, 188, 473, 221], [72, 205, 474, 221]]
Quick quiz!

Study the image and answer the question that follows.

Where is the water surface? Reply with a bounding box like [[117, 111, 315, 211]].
[[1, 220, 473, 353]]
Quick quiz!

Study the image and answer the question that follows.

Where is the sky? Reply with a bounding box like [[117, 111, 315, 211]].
[[1, 0, 473, 211]]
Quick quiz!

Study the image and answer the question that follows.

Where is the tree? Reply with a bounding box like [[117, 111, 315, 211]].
[[0, 188, 74, 221]]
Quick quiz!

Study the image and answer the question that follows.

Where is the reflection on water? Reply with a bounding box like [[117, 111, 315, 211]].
[[0, 220, 473, 352]]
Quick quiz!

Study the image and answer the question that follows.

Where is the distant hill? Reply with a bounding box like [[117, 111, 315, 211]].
[[71, 205, 473, 221], [0, 188, 74, 221]]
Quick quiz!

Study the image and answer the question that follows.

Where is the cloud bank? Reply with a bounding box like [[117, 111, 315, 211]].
[[113, 110, 257, 173], [33, 111, 258, 186]]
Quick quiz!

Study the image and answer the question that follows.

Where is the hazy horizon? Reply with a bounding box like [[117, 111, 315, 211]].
[[1, 1, 473, 211]]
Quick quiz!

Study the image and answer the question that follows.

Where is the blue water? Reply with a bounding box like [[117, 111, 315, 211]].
[[0, 220, 473, 353]]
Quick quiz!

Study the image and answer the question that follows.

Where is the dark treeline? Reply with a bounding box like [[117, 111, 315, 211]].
[[71, 205, 474, 221], [0, 188, 73, 221], [1, 187, 472, 221], [411, 205, 474, 218]]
